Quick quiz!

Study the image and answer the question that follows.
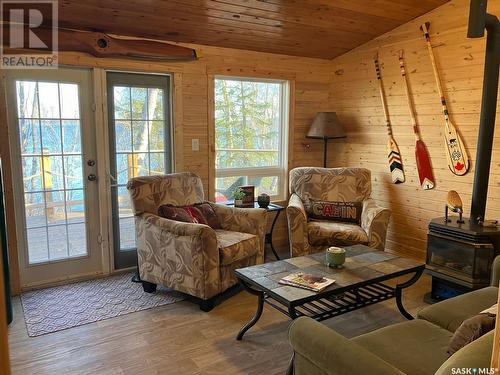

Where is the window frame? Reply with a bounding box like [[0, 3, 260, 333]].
[[213, 75, 290, 201]]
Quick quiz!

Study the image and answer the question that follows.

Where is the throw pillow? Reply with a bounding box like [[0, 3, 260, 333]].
[[158, 205, 208, 226], [194, 202, 222, 229], [306, 199, 362, 224], [447, 313, 496, 356], [158, 202, 222, 229]]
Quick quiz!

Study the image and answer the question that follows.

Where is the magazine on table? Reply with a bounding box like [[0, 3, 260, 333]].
[[279, 272, 335, 292]]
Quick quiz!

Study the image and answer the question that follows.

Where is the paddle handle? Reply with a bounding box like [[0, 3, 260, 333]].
[[398, 50, 420, 140], [420, 22, 451, 127], [373, 53, 393, 137]]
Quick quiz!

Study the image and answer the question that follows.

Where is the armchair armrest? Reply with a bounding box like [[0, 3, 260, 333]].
[[136, 213, 220, 300], [361, 198, 391, 251], [289, 317, 404, 375], [211, 204, 267, 264], [286, 193, 310, 257]]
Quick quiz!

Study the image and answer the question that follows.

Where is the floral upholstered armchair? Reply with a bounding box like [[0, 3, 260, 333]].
[[286, 167, 391, 258], [127, 172, 266, 311]]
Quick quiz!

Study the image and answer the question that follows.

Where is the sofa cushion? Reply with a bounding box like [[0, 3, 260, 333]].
[[417, 286, 498, 333], [216, 230, 259, 266], [436, 330, 494, 375], [307, 221, 368, 247], [353, 319, 453, 375], [447, 312, 496, 355]]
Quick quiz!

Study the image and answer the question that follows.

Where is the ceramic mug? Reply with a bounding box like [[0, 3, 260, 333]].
[[326, 246, 346, 268]]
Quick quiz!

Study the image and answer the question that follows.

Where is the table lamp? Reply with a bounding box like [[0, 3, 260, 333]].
[[306, 112, 346, 167]]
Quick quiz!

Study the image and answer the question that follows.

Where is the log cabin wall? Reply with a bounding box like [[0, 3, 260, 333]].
[[328, 0, 500, 260], [0, 43, 332, 293]]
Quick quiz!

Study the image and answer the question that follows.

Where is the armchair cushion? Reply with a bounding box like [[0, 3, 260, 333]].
[[158, 204, 209, 225], [211, 204, 266, 264], [128, 172, 205, 215], [158, 202, 222, 229], [307, 221, 368, 247], [196, 202, 222, 229], [216, 230, 259, 266], [289, 167, 372, 203]]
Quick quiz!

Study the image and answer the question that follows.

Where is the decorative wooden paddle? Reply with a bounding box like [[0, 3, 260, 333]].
[[373, 53, 405, 184], [398, 50, 435, 190], [3, 25, 199, 61], [420, 22, 470, 176]]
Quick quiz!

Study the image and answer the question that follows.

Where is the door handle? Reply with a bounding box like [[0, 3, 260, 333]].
[[109, 173, 119, 188], [88, 174, 97, 182]]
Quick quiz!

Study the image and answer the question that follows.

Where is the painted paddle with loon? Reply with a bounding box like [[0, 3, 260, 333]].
[[374, 52, 405, 184], [399, 50, 435, 190], [420, 22, 470, 176]]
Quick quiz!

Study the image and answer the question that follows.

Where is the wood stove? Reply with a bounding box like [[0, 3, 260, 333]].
[[427, 218, 500, 300], [426, 0, 500, 301]]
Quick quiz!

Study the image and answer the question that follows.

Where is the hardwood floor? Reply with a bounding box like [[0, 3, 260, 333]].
[[8, 258, 431, 375]]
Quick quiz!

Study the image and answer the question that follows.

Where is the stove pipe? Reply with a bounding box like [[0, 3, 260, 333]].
[[467, 0, 500, 225]]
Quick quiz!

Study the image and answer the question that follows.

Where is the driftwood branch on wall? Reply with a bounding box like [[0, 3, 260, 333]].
[[3, 25, 199, 61]]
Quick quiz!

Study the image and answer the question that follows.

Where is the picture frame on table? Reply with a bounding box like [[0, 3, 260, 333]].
[[239, 185, 255, 207]]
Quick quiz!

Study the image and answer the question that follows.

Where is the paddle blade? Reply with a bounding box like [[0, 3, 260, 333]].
[[387, 138, 405, 184], [415, 140, 435, 190], [444, 122, 470, 176]]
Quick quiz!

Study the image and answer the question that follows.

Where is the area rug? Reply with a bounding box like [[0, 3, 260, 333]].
[[20, 273, 184, 337]]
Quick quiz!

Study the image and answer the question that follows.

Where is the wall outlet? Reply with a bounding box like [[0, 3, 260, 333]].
[[192, 138, 200, 151]]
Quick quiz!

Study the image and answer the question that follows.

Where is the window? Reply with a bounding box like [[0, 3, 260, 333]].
[[15, 79, 89, 263], [214, 77, 289, 202]]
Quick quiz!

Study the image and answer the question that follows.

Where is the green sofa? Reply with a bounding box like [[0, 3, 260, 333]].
[[289, 257, 500, 375]]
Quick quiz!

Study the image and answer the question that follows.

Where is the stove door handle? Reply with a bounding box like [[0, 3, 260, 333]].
[[429, 232, 494, 248]]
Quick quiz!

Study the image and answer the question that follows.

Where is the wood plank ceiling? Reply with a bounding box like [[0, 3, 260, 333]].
[[56, 0, 449, 59]]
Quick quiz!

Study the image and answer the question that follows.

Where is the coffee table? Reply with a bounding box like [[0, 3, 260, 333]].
[[235, 244, 424, 340]]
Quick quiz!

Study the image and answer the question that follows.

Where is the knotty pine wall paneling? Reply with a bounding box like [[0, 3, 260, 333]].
[[328, 0, 500, 260]]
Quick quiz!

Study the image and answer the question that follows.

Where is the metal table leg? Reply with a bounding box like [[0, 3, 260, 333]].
[[237, 280, 266, 340], [267, 209, 281, 260], [395, 268, 424, 320]]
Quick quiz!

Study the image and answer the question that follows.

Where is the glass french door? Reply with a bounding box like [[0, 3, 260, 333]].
[[5, 69, 102, 288], [106, 72, 171, 269]]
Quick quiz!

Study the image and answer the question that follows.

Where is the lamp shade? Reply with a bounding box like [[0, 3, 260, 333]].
[[306, 112, 346, 139]]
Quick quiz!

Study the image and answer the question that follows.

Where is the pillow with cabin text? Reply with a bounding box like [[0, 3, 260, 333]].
[[305, 199, 362, 224]]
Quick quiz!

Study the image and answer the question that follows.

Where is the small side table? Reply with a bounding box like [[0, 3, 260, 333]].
[[224, 201, 284, 260]]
